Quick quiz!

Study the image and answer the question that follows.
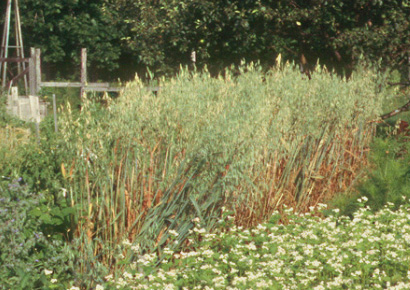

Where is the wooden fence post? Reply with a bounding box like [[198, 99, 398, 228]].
[[408, 53, 410, 82], [9, 86, 18, 116], [35, 122, 40, 143], [29, 95, 40, 123], [29, 47, 36, 95], [81, 48, 87, 98], [53, 94, 58, 133], [35, 48, 41, 94]]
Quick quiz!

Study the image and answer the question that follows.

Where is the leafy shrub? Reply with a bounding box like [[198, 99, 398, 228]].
[[0, 178, 74, 289], [330, 134, 410, 217], [0, 115, 77, 241]]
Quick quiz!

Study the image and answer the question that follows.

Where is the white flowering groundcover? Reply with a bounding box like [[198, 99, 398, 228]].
[[100, 198, 410, 289]]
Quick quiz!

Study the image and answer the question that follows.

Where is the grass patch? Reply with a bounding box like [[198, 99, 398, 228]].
[[0, 97, 33, 174]]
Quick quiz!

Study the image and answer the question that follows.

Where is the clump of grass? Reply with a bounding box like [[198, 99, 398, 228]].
[[55, 62, 389, 270], [0, 98, 32, 174]]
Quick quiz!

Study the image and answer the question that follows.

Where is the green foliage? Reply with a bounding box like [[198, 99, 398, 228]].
[[107, 0, 410, 77], [17, 0, 122, 80], [40, 87, 82, 110], [107, 201, 410, 289], [14, 117, 63, 190], [0, 178, 74, 289], [1, 113, 76, 240], [330, 134, 410, 217], [51, 63, 390, 269], [332, 0, 410, 77], [0, 99, 32, 174], [6, 0, 408, 80], [361, 137, 410, 206], [0, 177, 109, 289], [1, 62, 404, 286]]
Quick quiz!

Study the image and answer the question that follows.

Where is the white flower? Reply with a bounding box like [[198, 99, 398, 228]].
[[168, 229, 179, 237], [122, 239, 132, 246], [256, 224, 267, 231], [44, 269, 53, 275], [202, 249, 214, 257], [314, 283, 325, 290], [96, 285, 104, 290], [247, 242, 257, 251], [212, 276, 225, 287], [311, 260, 321, 267], [230, 267, 239, 274], [164, 247, 173, 255], [50, 278, 57, 283], [131, 244, 140, 252], [193, 227, 206, 234]]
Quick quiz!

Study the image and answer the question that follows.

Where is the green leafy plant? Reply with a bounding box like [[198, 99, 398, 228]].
[[8, 0, 408, 81], [107, 200, 410, 289], [1, 113, 75, 240], [331, 134, 410, 217], [0, 98, 32, 174], [0, 178, 74, 289]]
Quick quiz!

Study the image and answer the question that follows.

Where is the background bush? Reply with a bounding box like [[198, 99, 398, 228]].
[[6, 0, 408, 80], [329, 133, 410, 217], [0, 178, 74, 289]]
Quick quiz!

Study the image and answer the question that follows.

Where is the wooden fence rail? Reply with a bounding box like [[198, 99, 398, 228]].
[[3, 47, 165, 123], [29, 47, 123, 96]]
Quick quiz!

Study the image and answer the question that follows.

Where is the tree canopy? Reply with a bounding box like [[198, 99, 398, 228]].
[[2, 0, 409, 80]]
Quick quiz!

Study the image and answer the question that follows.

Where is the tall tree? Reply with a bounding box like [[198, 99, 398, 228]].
[[4, 0, 408, 80], [17, 0, 122, 80], [108, 0, 409, 77]]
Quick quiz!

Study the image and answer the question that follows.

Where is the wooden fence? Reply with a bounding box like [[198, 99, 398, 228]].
[[1, 47, 122, 97], [3, 46, 170, 123], [30, 48, 122, 95], [3, 47, 124, 123]]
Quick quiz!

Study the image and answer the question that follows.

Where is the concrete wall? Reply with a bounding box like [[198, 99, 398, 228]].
[[6, 87, 47, 123]]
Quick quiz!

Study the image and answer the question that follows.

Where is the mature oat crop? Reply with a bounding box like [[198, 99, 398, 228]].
[[58, 62, 389, 268]]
